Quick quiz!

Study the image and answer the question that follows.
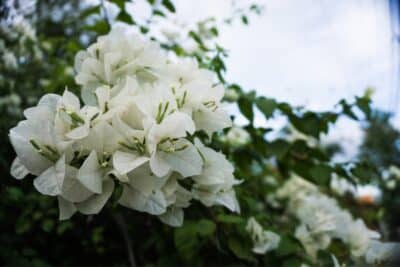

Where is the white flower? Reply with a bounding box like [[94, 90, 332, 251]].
[[246, 217, 280, 254], [221, 126, 250, 147], [192, 139, 241, 212], [9, 94, 70, 177], [75, 27, 165, 104], [224, 88, 239, 102], [3, 51, 18, 70], [330, 175, 355, 196], [346, 219, 380, 258], [278, 175, 391, 262], [365, 241, 400, 265], [295, 223, 331, 260], [10, 28, 239, 226]]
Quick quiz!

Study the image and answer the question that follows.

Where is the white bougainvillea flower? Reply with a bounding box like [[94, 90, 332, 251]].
[[295, 223, 332, 260], [192, 84, 232, 136], [77, 122, 121, 193], [58, 179, 115, 220], [346, 219, 381, 258], [75, 27, 166, 104], [146, 112, 202, 178], [278, 175, 395, 262], [10, 28, 240, 227], [10, 157, 29, 180], [119, 164, 170, 215], [192, 139, 240, 212], [9, 94, 70, 176], [365, 241, 400, 265], [221, 126, 251, 147], [57, 90, 98, 140], [246, 217, 281, 254]]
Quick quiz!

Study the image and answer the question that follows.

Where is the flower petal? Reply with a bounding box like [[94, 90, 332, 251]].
[[62, 165, 93, 202], [58, 196, 77, 220], [215, 189, 240, 213], [33, 156, 66, 196], [149, 153, 171, 177], [76, 180, 114, 215], [77, 150, 103, 193], [161, 142, 202, 177], [10, 157, 29, 180], [119, 185, 167, 215], [193, 107, 232, 136], [159, 207, 184, 227], [113, 150, 149, 175]]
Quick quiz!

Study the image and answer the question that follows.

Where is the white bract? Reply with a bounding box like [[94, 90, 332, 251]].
[[9, 27, 238, 226], [278, 175, 398, 263], [220, 126, 250, 148], [246, 217, 280, 254]]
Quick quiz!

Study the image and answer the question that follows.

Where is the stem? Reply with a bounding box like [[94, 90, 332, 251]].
[[111, 212, 137, 267]]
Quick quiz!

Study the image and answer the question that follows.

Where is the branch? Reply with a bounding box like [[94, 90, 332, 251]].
[[111, 212, 137, 267]]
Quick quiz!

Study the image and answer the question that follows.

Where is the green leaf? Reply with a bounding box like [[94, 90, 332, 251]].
[[241, 15, 248, 25], [238, 96, 254, 123], [276, 235, 301, 257], [210, 27, 219, 36], [84, 20, 110, 35], [41, 219, 54, 233], [339, 99, 357, 120], [351, 162, 378, 183], [196, 219, 216, 237], [356, 96, 371, 119], [227, 237, 256, 262], [153, 9, 165, 17], [116, 10, 135, 24], [174, 223, 199, 260], [282, 258, 303, 267], [216, 214, 244, 224], [162, 0, 176, 12], [80, 5, 101, 19], [309, 164, 333, 186], [256, 96, 277, 119], [266, 139, 290, 159]]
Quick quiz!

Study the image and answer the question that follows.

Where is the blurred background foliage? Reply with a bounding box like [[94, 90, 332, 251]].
[[0, 0, 399, 266]]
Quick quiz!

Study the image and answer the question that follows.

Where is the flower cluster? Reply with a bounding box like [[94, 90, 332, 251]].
[[277, 175, 399, 264], [9, 27, 240, 226]]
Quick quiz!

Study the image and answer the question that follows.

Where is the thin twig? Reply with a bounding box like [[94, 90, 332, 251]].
[[111, 212, 137, 267]]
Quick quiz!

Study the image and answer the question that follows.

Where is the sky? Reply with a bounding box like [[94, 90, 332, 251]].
[[167, 0, 399, 159], [173, 0, 397, 112]]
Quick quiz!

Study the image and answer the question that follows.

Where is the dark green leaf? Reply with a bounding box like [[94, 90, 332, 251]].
[[241, 15, 248, 24], [80, 5, 101, 19], [162, 0, 176, 12], [256, 96, 277, 119], [196, 219, 216, 237], [216, 214, 244, 224], [227, 237, 256, 262], [309, 164, 333, 186], [116, 10, 135, 24], [238, 96, 254, 123]]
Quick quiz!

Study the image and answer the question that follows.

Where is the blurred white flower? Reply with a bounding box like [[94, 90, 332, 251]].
[[224, 88, 239, 102], [278, 175, 394, 262], [246, 217, 280, 254], [221, 126, 250, 147], [3, 51, 18, 69]]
